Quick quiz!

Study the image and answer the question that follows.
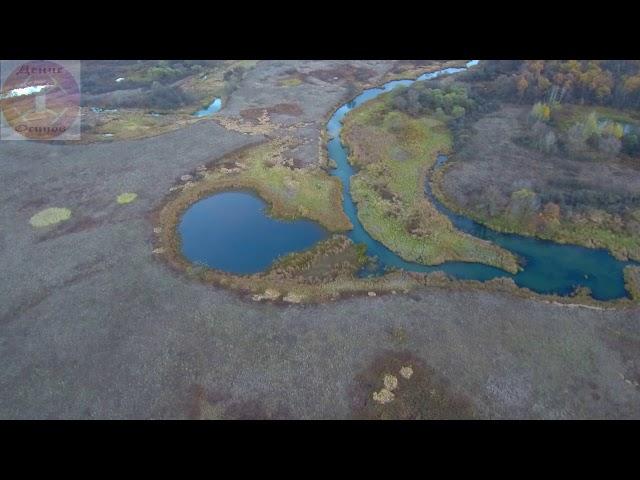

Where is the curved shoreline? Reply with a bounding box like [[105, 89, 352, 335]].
[[431, 160, 640, 263], [154, 175, 640, 308]]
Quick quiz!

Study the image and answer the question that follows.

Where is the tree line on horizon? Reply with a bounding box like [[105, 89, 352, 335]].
[[467, 60, 640, 110]]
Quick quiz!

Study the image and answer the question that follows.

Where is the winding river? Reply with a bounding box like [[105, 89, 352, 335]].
[[180, 60, 637, 300]]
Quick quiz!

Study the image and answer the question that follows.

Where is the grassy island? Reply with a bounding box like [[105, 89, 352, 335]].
[[341, 94, 520, 273]]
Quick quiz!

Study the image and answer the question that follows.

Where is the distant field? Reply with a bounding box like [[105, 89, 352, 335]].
[[80, 60, 257, 142]]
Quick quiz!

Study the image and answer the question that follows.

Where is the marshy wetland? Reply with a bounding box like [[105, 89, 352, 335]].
[[169, 61, 639, 303], [2, 60, 640, 420]]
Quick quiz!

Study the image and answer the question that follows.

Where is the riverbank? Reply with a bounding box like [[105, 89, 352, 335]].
[[158, 139, 351, 234], [434, 104, 640, 262], [153, 62, 640, 306], [154, 139, 394, 302], [154, 136, 640, 307], [624, 266, 640, 301], [376, 60, 469, 84], [340, 94, 519, 273]]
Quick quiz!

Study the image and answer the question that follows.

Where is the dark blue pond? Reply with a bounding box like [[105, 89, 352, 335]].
[[178, 191, 326, 274], [179, 60, 636, 300], [194, 97, 222, 117]]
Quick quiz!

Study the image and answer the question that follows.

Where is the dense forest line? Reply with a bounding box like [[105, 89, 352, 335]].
[[389, 61, 640, 160], [391, 60, 640, 117], [463, 60, 640, 109], [383, 61, 640, 261]]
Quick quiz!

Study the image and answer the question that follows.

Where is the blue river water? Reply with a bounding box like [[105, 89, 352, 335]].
[[179, 60, 636, 299], [194, 97, 222, 117]]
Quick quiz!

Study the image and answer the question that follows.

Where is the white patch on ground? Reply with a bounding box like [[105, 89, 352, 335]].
[[283, 292, 304, 303], [383, 374, 398, 391], [373, 388, 395, 404], [400, 366, 413, 379], [252, 289, 281, 301]]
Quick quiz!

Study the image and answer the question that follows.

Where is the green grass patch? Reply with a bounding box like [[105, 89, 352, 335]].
[[117, 192, 138, 204], [29, 207, 72, 227], [176, 140, 352, 233], [279, 77, 303, 87], [552, 104, 640, 132], [88, 109, 200, 142], [341, 94, 519, 273]]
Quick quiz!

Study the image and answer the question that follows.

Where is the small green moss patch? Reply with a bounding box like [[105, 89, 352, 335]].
[[279, 77, 303, 87], [117, 192, 138, 204], [29, 207, 72, 227]]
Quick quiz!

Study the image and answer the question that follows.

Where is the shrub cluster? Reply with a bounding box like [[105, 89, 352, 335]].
[[390, 83, 475, 119]]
